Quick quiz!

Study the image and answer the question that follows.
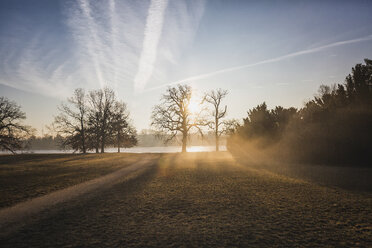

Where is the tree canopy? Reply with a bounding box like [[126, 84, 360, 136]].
[[228, 58, 372, 165], [0, 97, 31, 153]]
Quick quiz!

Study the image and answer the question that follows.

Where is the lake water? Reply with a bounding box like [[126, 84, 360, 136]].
[[1, 146, 227, 154]]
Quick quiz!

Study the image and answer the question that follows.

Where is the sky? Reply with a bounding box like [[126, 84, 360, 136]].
[[1, 0, 372, 135]]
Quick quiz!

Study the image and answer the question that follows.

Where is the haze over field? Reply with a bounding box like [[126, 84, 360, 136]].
[[1, 1, 372, 246], [1, 0, 372, 134]]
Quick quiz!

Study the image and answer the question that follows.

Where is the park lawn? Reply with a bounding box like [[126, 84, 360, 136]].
[[109, 152, 371, 247], [3, 152, 370, 247], [0, 153, 144, 208], [0, 152, 371, 247]]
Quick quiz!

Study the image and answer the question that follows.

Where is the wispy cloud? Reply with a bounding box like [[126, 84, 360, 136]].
[[147, 34, 372, 91], [109, 0, 118, 90], [76, 0, 105, 88], [0, 0, 204, 98], [0, 33, 73, 99], [134, 0, 169, 93], [152, 0, 205, 82], [0, 0, 146, 98]]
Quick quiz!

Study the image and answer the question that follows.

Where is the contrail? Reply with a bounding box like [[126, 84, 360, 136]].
[[78, 0, 105, 88], [146, 34, 372, 92], [0, 0, 204, 98], [134, 0, 169, 93], [109, 0, 118, 91]]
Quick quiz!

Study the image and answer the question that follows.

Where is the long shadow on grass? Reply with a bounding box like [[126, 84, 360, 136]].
[[0, 154, 85, 166], [233, 154, 372, 192], [0, 159, 161, 247]]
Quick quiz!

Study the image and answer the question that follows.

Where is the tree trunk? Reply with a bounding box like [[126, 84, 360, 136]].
[[216, 134, 219, 152], [182, 131, 187, 153], [96, 133, 100, 153], [215, 117, 219, 152], [101, 132, 105, 153], [82, 134, 86, 153], [81, 119, 86, 154], [81, 131, 86, 153], [117, 132, 120, 153]]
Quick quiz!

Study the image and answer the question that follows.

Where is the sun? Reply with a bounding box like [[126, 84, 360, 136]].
[[188, 97, 200, 115]]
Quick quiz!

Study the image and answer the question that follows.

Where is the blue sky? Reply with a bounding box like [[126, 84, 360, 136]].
[[1, 0, 372, 135]]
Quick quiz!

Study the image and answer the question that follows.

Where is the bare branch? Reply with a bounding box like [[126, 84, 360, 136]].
[[203, 88, 229, 151], [151, 84, 205, 152], [0, 97, 31, 153]]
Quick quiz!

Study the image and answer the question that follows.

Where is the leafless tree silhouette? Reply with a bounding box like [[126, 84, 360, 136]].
[[204, 89, 228, 151], [110, 101, 137, 152], [151, 84, 205, 152], [88, 87, 116, 153], [54, 88, 88, 153], [0, 97, 31, 153]]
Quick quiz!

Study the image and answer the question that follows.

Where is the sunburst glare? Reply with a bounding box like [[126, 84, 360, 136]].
[[188, 97, 201, 115]]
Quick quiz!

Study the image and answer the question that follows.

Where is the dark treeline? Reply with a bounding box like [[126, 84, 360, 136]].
[[228, 59, 372, 166]]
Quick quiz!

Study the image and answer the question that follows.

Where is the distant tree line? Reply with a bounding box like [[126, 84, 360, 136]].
[[25, 135, 65, 150], [54, 87, 137, 153], [2, 59, 370, 162], [137, 129, 228, 147], [20, 131, 226, 150], [227, 59, 372, 166]]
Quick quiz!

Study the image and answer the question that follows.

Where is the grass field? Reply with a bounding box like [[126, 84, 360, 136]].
[[0, 153, 143, 208], [0, 152, 371, 247]]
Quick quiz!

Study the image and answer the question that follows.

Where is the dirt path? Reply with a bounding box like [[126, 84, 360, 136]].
[[0, 156, 156, 229]]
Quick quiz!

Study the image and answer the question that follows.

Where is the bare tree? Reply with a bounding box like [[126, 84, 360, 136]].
[[221, 118, 241, 135], [87, 87, 137, 153], [86, 89, 103, 153], [88, 87, 116, 153], [0, 97, 31, 153], [54, 88, 88, 153], [204, 89, 228, 151], [151, 84, 204, 152], [110, 101, 137, 152]]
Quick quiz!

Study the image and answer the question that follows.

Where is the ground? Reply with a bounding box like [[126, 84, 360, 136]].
[[0, 153, 143, 208], [0, 152, 371, 247]]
